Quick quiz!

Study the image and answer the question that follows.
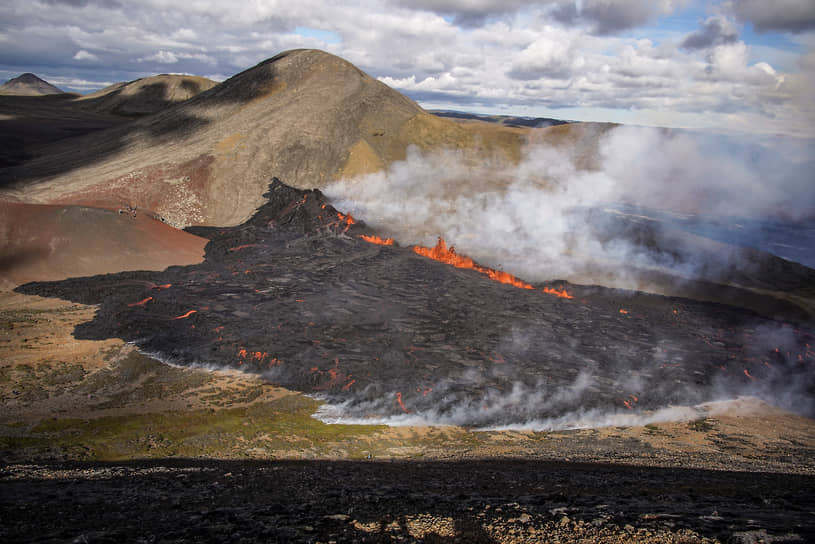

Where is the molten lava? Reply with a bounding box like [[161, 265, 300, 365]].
[[395, 392, 410, 413], [337, 212, 356, 232], [360, 234, 394, 246], [483, 269, 534, 290], [413, 237, 534, 290], [542, 286, 574, 299], [128, 296, 153, 307], [174, 310, 197, 319]]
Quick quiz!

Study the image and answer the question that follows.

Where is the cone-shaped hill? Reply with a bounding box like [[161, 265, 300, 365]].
[[1, 49, 529, 227], [0, 73, 63, 96]]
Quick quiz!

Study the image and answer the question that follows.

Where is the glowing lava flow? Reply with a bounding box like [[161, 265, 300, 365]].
[[128, 296, 153, 307], [413, 237, 543, 291], [337, 212, 356, 232], [174, 310, 197, 319], [395, 392, 410, 413], [542, 286, 574, 299], [360, 234, 394, 246]]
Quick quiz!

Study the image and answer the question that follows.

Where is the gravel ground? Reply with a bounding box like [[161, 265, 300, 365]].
[[3, 458, 814, 543]]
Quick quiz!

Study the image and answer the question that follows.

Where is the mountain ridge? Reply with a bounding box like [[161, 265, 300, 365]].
[[0, 49, 528, 227]]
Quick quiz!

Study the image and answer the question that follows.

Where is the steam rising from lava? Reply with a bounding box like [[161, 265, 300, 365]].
[[326, 126, 815, 287], [16, 178, 814, 431]]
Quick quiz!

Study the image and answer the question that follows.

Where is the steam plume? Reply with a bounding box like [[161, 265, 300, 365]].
[[326, 125, 815, 286]]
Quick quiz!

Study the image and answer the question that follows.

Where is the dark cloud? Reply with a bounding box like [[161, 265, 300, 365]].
[[39, 0, 121, 6], [551, 0, 671, 35], [401, 1, 678, 34], [392, 0, 533, 26], [728, 0, 815, 33], [680, 16, 739, 50], [505, 63, 572, 81]]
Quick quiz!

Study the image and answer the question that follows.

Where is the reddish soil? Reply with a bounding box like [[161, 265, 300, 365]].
[[0, 199, 206, 288]]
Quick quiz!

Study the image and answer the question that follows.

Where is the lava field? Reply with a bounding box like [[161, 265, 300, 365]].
[[18, 179, 815, 428]]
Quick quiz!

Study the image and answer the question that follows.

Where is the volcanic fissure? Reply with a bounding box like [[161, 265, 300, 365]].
[[17, 179, 815, 428]]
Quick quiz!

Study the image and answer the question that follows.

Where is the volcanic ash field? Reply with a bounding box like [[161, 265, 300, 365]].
[[18, 179, 815, 429]]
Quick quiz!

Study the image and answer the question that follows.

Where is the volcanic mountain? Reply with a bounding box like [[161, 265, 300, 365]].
[[0, 49, 528, 227], [0, 73, 63, 96]]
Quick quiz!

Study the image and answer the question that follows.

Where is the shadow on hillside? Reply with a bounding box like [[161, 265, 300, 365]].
[[0, 93, 126, 169], [2, 458, 813, 542], [0, 58, 283, 189], [78, 79, 213, 118]]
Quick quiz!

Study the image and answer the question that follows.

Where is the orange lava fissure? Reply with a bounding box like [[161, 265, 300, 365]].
[[359, 234, 394, 246], [412, 237, 574, 297]]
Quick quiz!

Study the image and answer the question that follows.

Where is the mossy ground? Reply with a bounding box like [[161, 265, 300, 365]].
[[3, 395, 388, 461]]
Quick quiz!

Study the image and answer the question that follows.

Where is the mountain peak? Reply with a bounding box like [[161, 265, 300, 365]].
[[0, 73, 63, 95]]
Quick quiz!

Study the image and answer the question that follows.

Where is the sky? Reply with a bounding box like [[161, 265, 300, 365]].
[[1, 0, 814, 137]]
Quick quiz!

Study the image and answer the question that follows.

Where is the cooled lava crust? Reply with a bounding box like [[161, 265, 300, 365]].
[[18, 179, 815, 426]]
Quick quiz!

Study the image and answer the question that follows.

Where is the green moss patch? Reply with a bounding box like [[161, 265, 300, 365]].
[[1, 394, 385, 461]]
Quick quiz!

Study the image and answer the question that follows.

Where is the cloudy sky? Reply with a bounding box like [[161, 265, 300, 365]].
[[1, 0, 814, 137]]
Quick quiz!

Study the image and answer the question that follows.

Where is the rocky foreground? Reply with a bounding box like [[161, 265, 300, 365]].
[[4, 456, 814, 544]]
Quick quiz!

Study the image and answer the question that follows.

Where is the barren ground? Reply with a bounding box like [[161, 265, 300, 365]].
[[3, 222, 814, 543]]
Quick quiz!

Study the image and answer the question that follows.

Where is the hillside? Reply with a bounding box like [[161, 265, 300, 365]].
[[0, 199, 205, 289], [0, 49, 530, 227], [0, 73, 63, 96], [76, 74, 217, 117]]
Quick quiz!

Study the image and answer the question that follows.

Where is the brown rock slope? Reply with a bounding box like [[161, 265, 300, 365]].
[[0, 49, 528, 227], [0, 200, 205, 288]]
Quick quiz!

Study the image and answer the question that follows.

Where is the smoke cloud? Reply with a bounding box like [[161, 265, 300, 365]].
[[325, 125, 815, 287], [319, 125, 815, 428]]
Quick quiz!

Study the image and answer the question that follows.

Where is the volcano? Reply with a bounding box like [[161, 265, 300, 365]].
[[0, 73, 63, 96], [17, 179, 814, 428]]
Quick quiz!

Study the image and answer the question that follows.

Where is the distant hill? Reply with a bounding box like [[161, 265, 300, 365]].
[[77, 74, 217, 117], [432, 110, 570, 129], [0, 73, 63, 96]]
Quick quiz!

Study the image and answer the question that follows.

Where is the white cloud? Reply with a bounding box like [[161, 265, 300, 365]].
[[507, 28, 577, 80], [141, 50, 178, 64], [0, 0, 812, 136], [72, 49, 98, 61]]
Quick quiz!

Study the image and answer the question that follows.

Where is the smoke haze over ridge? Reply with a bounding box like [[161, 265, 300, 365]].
[[325, 125, 815, 288]]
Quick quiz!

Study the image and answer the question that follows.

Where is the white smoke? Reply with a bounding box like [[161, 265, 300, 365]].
[[325, 125, 815, 287], [312, 382, 760, 431]]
